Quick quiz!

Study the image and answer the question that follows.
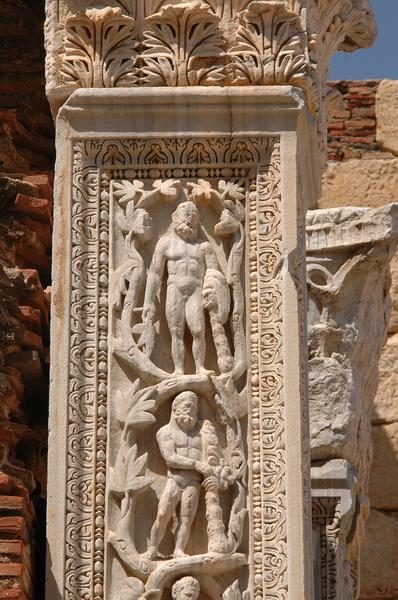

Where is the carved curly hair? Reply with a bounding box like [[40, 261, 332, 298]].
[[171, 576, 200, 599]]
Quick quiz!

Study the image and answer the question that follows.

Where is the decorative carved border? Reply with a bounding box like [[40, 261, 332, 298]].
[[250, 145, 288, 599], [312, 497, 341, 600], [67, 150, 108, 599], [67, 135, 287, 599]]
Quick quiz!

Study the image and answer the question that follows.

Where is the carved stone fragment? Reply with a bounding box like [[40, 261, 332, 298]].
[[306, 204, 398, 599]]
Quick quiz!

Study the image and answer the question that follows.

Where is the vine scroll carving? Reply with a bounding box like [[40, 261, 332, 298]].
[[62, 134, 297, 600]]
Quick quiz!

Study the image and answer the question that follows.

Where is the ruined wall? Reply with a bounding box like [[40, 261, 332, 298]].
[[319, 79, 398, 600], [0, 1, 54, 598]]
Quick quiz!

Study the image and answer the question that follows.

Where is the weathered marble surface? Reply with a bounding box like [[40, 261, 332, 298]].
[[44, 2, 377, 599], [306, 203, 398, 599], [307, 203, 398, 463], [44, 0, 376, 157], [46, 86, 316, 600]]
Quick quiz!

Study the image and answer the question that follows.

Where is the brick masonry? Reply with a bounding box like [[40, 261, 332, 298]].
[[0, 1, 54, 598], [327, 80, 380, 161]]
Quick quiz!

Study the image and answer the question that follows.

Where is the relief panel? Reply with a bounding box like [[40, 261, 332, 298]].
[[65, 135, 289, 600]]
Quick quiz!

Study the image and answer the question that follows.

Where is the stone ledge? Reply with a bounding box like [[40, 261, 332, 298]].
[[307, 203, 398, 251]]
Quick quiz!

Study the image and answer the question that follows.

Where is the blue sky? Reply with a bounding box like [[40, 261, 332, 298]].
[[330, 0, 398, 81]]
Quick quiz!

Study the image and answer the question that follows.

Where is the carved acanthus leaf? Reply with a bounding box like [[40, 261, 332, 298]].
[[142, 2, 225, 86], [60, 7, 139, 88], [110, 443, 154, 496], [228, 1, 309, 86]]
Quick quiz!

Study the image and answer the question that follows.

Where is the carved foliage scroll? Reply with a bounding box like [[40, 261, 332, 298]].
[[67, 152, 109, 599], [66, 135, 286, 600], [250, 145, 288, 598]]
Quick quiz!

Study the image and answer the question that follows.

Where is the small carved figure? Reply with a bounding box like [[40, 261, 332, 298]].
[[115, 207, 154, 348], [144, 391, 212, 560], [142, 201, 225, 374], [171, 576, 200, 600]]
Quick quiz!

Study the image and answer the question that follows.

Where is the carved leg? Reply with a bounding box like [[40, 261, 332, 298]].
[[186, 292, 207, 374], [174, 483, 200, 558], [166, 284, 186, 374], [145, 478, 181, 560]]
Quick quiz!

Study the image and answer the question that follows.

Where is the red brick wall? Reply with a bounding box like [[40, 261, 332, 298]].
[[327, 80, 379, 161], [0, 1, 54, 598]]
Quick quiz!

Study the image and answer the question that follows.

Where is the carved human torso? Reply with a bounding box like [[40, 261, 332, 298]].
[[162, 233, 209, 297], [158, 421, 202, 484]]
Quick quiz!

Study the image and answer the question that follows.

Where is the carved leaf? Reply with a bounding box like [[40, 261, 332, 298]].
[[113, 180, 145, 208], [144, 0, 165, 17], [188, 179, 214, 204], [126, 388, 157, 428], [125, 447, 154, 493], [126, 475, 155, 493], [152, 179, 181, 203], [109, 439, 129, 494], [223, 580, 244, 600], [201, 0, 254, 16], [115, 389, 128, 424], [229, 1, 309, 86], [113, 0, 135, 16], [218, 180, 245, 203], [60, 7, 139, 88], [142, 2, 225, 86]]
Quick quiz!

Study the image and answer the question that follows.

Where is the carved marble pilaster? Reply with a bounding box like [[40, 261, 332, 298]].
[[46, 87, 316, 599], [306, 204, 398, 599], [44, 0, 376, 156]]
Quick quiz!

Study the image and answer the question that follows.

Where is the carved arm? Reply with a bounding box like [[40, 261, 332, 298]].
[[142, 238, 167, 320], [157, 428, 211, 476], [204, 242, 219, 271]]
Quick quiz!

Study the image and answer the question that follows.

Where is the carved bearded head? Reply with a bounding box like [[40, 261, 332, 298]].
[[171, 576, 200, 600], [172, 201, 199, 240], [131, 208, 153, 243], [172, 392, 198, 432]]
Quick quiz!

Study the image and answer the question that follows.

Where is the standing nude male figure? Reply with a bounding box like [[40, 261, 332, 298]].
[[142, 201, 220, 374], [144, 391, 212, 560]]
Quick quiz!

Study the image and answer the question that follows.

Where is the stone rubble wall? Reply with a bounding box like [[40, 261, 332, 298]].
[[319, 79, 398, 600], [0, 1, 54, 598]]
